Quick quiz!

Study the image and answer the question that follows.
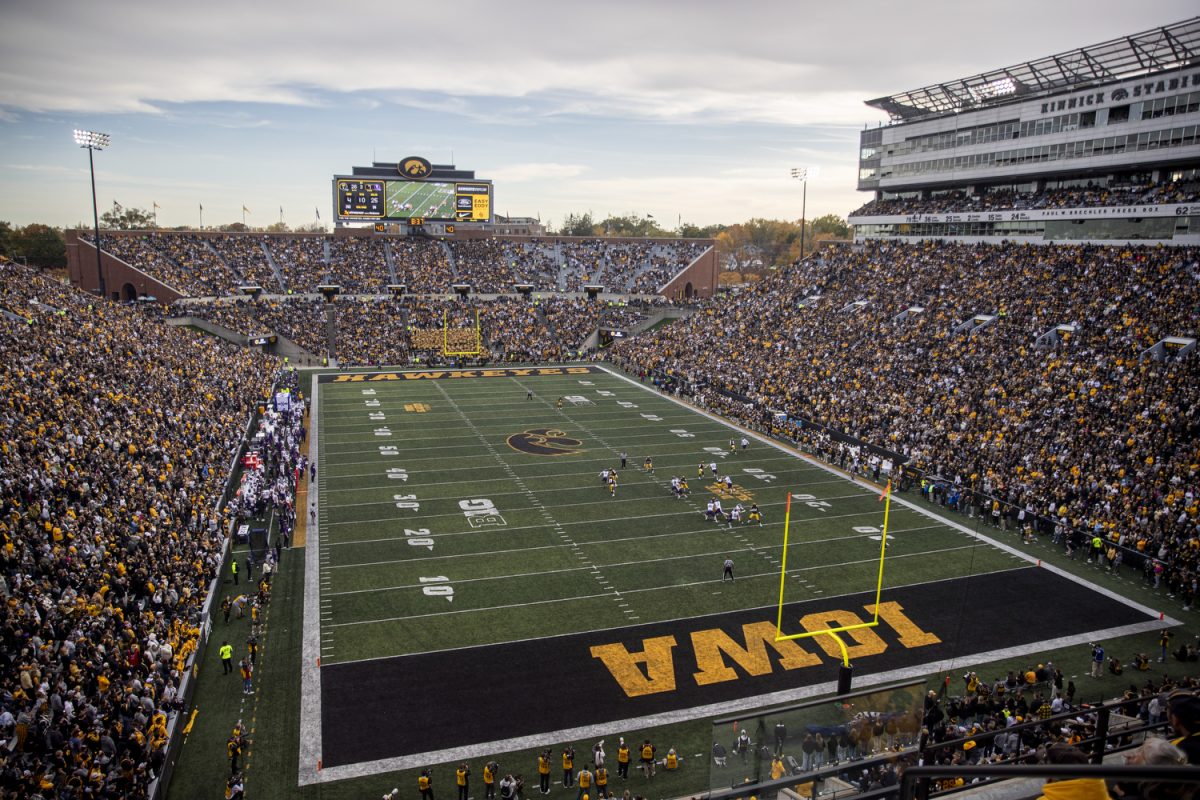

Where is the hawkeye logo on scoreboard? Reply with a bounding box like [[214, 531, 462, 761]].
[[507, 428, 584, 457], [399, 156, 432, 179]]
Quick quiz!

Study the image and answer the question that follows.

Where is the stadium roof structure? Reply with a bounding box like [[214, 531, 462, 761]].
[[866, 17, 1200, 122]]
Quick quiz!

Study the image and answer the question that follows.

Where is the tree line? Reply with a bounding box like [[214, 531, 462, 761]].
[[555, 212, 851, 275]]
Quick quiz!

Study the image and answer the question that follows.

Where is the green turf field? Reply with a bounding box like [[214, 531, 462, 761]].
[[312, 366, 1027, 665], [301, 364, 1095, 787], [167, 364, 1180, 800]]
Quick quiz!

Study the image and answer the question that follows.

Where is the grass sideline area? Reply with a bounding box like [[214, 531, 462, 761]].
[[166, 364, 1192, 800]]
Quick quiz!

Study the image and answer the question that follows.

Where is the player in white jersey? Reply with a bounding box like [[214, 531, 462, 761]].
[[709, 461, 719, 477], [705, 500, 717, 521], [713, 499, 726, 524], [671, 476, 682, 498], [730, 504, 743, 525]]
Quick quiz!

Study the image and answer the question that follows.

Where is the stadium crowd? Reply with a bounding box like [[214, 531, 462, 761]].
[[0, 260, 274, 798], [613, 240, 1200, 607], [598, 307, 649, 331], [558, 240, 705, 293], [325, 238, 392, 294], [850, 179, 1200, 217], [265, 236, 327, 294], [101, 234, 226, 298], [447, 238, 559, 293], [391, 239, 455, 295], [100, 232, 707, 301], [207, 235, 278, 291], [40, 224, 1200, 797], [540, 298, 605, 350]]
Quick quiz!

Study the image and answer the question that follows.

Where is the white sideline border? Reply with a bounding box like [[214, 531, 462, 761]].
[[295, 364, 1179, 786], [298, 373, 323, 784]]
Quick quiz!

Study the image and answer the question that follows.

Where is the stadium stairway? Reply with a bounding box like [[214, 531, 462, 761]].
[[535, 303, 567, 347], [382, 239, 400, 284], [258, 239, 288, 292], [439, 240, 459, 280], [552, 240, 569, 291], [164, 314, 324, 365], [153, 243, 216, 296], [202, 238, 247, 288]]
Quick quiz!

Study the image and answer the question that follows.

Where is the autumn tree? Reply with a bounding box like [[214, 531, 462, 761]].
[[9, 224, 67, 268], [559, 212, 596, 237], [100, 206, 155, 230]]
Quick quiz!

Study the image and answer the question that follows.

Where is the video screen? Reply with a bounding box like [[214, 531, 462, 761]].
[[385, 181, 456, 220]]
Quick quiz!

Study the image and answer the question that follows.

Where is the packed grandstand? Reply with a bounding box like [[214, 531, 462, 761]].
[[94, 233, 710, 299], [4, 229, 1200, 796], [4, 16, 1200, 800]]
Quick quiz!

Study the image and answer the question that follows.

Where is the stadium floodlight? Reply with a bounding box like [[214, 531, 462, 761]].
[[73, 129, 110, 149], [74, 129, 111, 299], [968, 76, 1017, 103], [791, 167, 811, 261]]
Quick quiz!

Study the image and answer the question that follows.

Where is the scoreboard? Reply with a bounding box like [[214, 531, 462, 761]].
[[454, 183, 491, 222], [334, 176, 492, 223], [337, 180, 385, 218]]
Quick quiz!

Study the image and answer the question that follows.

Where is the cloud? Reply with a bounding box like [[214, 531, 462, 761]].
[[486, 163, 589, 182], [1, 162, 85, 176], [385, 94, 538, 126], [7, 1, 1187, 126]]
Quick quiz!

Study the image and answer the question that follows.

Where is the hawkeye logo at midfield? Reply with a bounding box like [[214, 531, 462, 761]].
[[507, 428, 584, 457]]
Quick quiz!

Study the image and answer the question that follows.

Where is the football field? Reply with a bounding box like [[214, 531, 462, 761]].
[[298, 365, 1164, 784]]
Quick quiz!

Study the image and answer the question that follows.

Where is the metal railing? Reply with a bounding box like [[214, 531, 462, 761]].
[[703, 697, 1197, 800]]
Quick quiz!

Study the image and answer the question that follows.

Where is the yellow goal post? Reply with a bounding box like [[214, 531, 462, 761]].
[[774, 480, 893, 666]]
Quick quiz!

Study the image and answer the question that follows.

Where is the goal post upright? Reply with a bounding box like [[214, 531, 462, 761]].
[[774, 480, 894, 666]]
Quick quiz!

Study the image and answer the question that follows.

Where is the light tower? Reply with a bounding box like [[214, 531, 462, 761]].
[[74, 129, 111, 298], [790, 167, 809, 262]]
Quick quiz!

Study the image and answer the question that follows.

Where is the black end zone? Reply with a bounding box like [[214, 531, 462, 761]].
[[320, 568, 1153, 768]]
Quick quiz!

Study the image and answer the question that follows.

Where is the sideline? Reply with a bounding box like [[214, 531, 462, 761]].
[[297, 373, 323, 785]]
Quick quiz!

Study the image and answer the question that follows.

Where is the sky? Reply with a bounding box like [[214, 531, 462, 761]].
[[0, 1, 1195, 231]]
